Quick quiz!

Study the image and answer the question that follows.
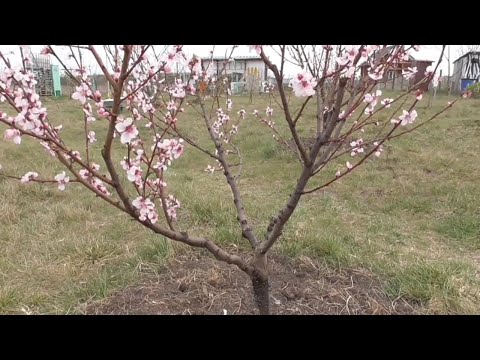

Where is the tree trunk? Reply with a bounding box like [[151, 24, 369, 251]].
[[252, 273, 269, 315], [251, 253, 270, 315]]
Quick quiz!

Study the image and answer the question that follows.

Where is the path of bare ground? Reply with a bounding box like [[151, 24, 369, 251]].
[[85, 253, 419, 315]]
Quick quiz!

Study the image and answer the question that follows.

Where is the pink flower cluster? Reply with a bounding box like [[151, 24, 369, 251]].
[[212, 108, 231, 139], [151, 138, 184, 171], [363, 90, 382, 115], [166, 195, 181, 220], [391, 110, 418, 126], [350, 139, 365, 157], [1, 67, 50, 141], [115, 117, 139, 144], [79, 163, 111, 196], [291, 71, 317, 97], [132, 196, 158, 223]]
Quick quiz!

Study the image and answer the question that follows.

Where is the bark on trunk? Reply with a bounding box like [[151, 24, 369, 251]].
[[252, 274, 269, 315], [251, 253, 269, 315]]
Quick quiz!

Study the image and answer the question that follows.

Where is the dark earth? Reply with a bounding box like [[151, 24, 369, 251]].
[[85, 252, 418, 315]]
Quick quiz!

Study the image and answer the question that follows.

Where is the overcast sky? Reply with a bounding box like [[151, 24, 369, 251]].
[[0, 45, 468, 76]]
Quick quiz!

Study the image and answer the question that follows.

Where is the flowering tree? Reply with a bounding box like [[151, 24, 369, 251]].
[[0, 45, 453, 314]]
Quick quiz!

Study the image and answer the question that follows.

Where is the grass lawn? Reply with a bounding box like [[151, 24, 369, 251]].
[[1, 91, 479, 314]]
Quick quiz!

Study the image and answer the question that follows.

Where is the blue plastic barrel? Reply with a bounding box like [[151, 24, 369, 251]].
[[461, 79, 476, 92]]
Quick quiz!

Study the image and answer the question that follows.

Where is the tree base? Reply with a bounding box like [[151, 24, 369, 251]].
[[252, 276, 270, 315]]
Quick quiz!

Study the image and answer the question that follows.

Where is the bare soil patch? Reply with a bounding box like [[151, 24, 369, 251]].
[[85, 253, 419, 315]]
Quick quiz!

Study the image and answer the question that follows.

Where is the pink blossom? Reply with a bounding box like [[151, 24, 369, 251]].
[[87, 131, 96, 143], [249, 45, 262, 55], [91, 177, 111, 196], [131, 108, 141, 121], [167, 100, 177, 112], [72, 83, 92, 104], [82, 102, 91, 116], [364, 90, 381, 112], [336, 47, 359, 66], [165, 46, 186, 67], [97, 107, 108, 117], [127, 165, 142, 183], [171, 84, 186, 98], [205, 165, 215, 174], [115, 118, 139, 144], [424, 65, 439, 87], [73, 67, 90, 81], [40, 141, 56, 157], [21, 171, 39, 183], [368, 69, 384, 81], [346, 161, 353, 170], [132, 196, 158, 223], [4, 129, 21, 144], [364, 93, 374, 103], [392, 109, 418, 126], [166, 195, 181, 221], [54, 171, 70, 191], [188, 55, 202, 80], [381, 98, 394, 108], [402, 67, 417, 80], [40, 47, 53, 55], [71, 151, 81, 160], [335, 170, 341, 177], [93, 90, 102, 102], [425, 65, 434, 75], [13, 70, 25, 82], [266, 106, 273, 116], [185, 84, 196, 96], [157, 138, 184, 159], [292, 71, 317, 97], [350, 139, 365, 157], [238, 109, 246, 119], [346, 47, 359, 62], [373, 142, 384, 157], [344, 66, 356, 78], [227, 99, 233, 112], [416, 90, 423, 101]]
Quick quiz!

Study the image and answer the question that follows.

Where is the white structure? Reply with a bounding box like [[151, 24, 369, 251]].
[[452, 51, 480, 93], [201, 55, 267, 94]]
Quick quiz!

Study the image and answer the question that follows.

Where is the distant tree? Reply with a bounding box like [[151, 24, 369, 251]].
[[245, 67, 262, 104]]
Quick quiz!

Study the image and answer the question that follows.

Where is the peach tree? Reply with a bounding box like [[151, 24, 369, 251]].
[[0, 45, 453, 314]]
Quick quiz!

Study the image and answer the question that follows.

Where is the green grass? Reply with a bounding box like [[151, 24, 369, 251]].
[[384, 261, 478, 314], [1, 92, 480, 314]]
